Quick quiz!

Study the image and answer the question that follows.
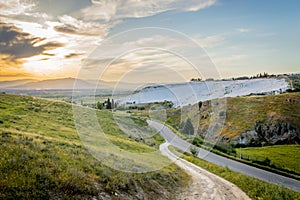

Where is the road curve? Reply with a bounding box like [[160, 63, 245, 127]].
[[148, 120, 300, 192], [160, 142, 251, 200]]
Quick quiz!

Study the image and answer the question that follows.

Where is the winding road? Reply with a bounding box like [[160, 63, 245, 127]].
[[148, 120, 300, 192]]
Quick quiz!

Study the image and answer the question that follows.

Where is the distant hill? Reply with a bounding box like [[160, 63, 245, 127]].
[[7, 78, 96, 90], [0, 79, 37, 89], [0, 78, 144, 91], [87, 79, 155, 91]]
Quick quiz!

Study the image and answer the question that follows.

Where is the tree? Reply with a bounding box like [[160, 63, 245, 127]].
[[111, 99, 115, 109], [106, 98, 112, 109], [198, 101, 202, 110], [190, 77, 202, 82], [181, 118, 194, 135], [96, 101, 103, 110]]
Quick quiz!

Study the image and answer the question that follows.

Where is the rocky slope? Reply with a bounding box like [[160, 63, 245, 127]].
[[117, 78, 289, 107], [232, 121, 300, 147]]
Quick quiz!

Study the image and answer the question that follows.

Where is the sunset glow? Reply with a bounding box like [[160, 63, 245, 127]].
[[1, 0, 299, 81]]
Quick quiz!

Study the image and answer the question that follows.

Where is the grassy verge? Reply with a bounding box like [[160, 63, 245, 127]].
[[169, 146, 300, 200], [236, 145, 300, 175], [191, 139, 300, 180]]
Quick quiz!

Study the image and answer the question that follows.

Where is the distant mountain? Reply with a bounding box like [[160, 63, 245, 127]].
[[0, 78, 148, 91], [0, 79, 37, 89], [5, 78, 96, 90], [0, 78, 170, 92], [88, 80, 150, 91]]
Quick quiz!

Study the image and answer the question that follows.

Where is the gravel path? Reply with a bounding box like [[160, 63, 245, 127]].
[[160, 142, 251, 200]]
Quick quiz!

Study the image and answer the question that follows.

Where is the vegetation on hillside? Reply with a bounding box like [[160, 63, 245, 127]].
[[287, 73, 300, 91], [0, 94, 189, 199], [222, 93, 300, 139], [164, 92, 300, 140]]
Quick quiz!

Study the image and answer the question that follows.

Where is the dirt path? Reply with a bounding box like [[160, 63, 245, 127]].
[[160, 142, 251, 200]]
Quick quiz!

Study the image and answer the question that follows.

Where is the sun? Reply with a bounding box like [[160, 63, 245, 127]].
[[22, 55, 63, 76]]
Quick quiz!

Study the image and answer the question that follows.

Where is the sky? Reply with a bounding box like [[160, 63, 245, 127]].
[[0, 0, 299, 82]]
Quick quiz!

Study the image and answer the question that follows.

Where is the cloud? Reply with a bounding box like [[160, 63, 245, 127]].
[[73, 32, 222, 81], [0, 72, 33, 78], [89, 33, 222, 63], [0, 22, 63, 60], [213, 54, 249, 65], [0, 0, 219, 81], [82, 0, 217, 21], [0, 54, 23, 68], [236, 28, 251, 33], [194, 35, 224, 48], [0, 54, 34, 80], [64, 52, 83, 59], [54, 15, 110, 36], [82, 33, 218, 81], [88, 55, 196, 83], [0, 0, 35, 16]]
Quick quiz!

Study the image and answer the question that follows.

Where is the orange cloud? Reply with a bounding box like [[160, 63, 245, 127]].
[[0, 21, 64, 81], [0, 54, 35, 80]]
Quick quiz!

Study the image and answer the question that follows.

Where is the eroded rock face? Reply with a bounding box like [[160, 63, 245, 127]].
[[233, 121, 300, 147]]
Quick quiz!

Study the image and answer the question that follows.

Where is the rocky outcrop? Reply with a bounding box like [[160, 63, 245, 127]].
[[232, 121, 300, 147]]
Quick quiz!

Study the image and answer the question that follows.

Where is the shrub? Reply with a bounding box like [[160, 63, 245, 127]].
[[190, 147, 199, 157], [192, 137, 203, 146]]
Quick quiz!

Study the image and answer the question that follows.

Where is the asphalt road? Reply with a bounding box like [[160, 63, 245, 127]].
[[148, 120, 300, 192]]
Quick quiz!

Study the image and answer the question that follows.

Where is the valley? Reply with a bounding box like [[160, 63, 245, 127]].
[[1, 76, 300, 199]]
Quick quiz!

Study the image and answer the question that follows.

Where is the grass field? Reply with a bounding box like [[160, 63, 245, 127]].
[[170, 146, 300, 200], [236, 145, 300, 174], [0, 94, 189, 199]]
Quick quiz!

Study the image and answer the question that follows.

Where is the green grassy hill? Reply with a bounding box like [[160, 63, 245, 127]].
[[222, 92, 300, 138], [164, 92, 300, 140], [0, 94, 189, 199]]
